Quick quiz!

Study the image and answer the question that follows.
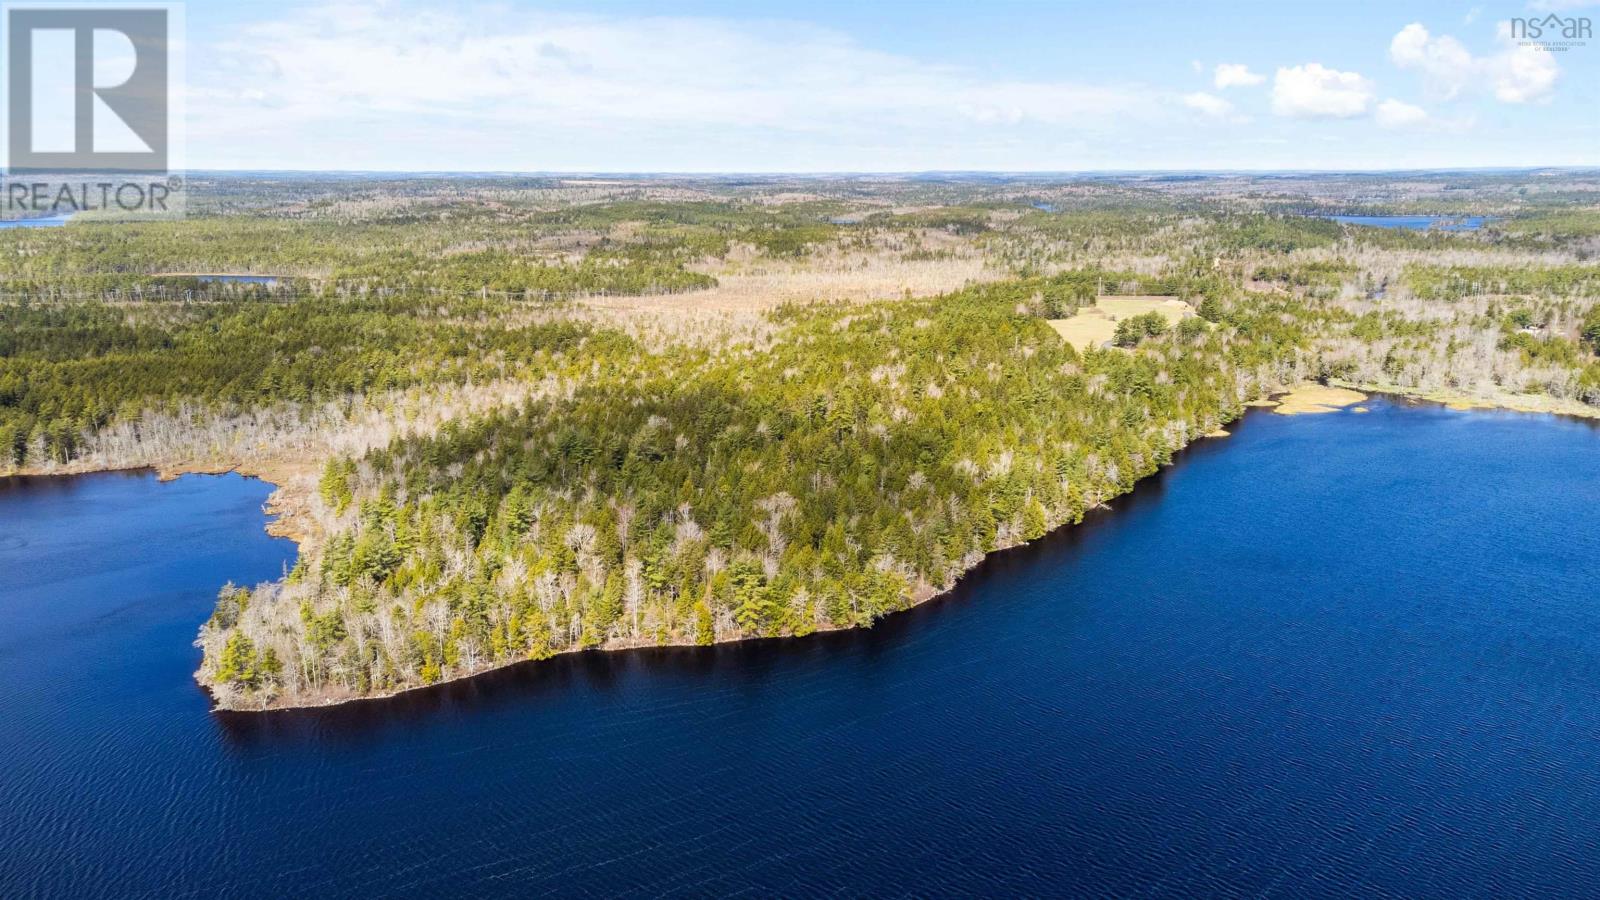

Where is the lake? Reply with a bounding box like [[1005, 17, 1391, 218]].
[[4, 398, 1600, 897], [1326, 214, 1493, 232], [0, 215, 72, 229], [194, 274, 281, 286]]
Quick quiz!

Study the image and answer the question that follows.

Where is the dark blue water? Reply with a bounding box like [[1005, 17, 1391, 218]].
[[1327, 214, 1493, 232], [4, 399, 1600, 897]]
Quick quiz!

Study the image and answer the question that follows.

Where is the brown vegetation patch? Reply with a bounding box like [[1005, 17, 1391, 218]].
[[1273, 384, 1368, 415]]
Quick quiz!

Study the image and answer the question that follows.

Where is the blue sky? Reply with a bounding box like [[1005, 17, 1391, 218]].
[[180, 0, 1600, 171]]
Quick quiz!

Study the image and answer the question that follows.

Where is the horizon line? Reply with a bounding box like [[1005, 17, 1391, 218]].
[[144, 165, 1600, 178]]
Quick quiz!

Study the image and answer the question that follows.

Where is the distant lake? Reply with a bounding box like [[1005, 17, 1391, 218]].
[[0, 215, 72, 229], [1327, 214, 1494, 232], [5, 399, 1600, 896], [194, 274, 280, 286]]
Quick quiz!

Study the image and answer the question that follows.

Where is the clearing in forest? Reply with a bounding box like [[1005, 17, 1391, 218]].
[[1048, 295, 1194, 351]]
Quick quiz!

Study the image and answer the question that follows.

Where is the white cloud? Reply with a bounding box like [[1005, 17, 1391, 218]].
[[190, 1, 1151, 158], [1182, 92, 1235, 117], [1389, 23, 1475, 99], [1213, 63, 1264, 89], [1375, 98, 1429, 128], [165, 0, 1585, 171], [1489, 22, 1560, 102], [1389, 22, 1559, 104], [1270, 64, 1373, 118]]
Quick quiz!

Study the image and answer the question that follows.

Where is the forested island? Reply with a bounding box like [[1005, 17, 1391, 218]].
[[5, 171, 1600, 709]]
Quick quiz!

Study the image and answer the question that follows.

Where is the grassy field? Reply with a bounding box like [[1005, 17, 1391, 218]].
[[1047, 296, 1194, 351]]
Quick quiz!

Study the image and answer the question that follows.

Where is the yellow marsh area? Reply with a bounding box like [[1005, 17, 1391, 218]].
[[1047, 296, 1193, 352]]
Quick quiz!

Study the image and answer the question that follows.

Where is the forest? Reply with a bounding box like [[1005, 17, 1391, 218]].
[[4, 170, 1599, 707], [197, 278, 1299, 705]]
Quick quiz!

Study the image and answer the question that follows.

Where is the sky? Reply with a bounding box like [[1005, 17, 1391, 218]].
[[166, 0, 1600, 171]]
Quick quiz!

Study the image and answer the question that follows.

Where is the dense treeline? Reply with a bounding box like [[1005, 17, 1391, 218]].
[[0, 198, 911, 300], [0, 297, 591, 466], [1403, 264, 1600, 301], [194, 276, 1301, 707], [328, 246, 716, 296]]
